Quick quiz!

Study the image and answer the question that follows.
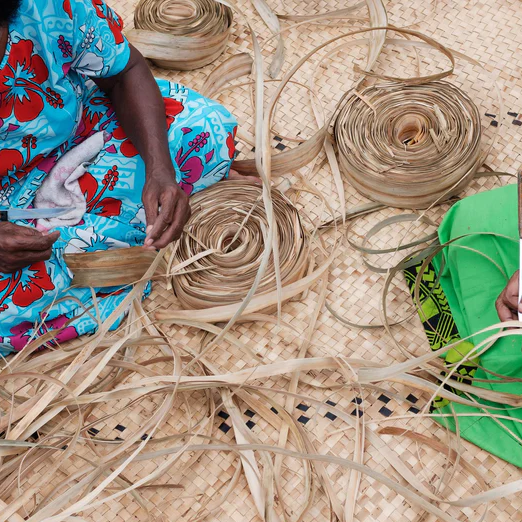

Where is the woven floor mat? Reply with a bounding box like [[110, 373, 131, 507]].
[[7, 0, 522, 520]]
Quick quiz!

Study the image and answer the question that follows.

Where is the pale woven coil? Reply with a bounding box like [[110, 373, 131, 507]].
[[128, 0, 233, 70], [170, 180, 310, 310], [334, 80, 483, 208]]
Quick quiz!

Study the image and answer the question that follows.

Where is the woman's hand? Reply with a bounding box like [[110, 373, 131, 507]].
[[94, 46, 191, 249], [496, 270, 521, 321], [0, 222, 60, 273], [142, 169, 191, 249]]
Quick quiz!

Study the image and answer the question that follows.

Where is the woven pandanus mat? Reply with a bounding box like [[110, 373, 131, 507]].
[[5, 0, 522, 521]]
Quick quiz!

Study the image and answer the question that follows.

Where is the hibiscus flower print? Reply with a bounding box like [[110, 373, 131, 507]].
[[9, 314, 78, 352], [72, 51, 104, 77], [0, 261, 55, 312], [79, 166, 123, 217], [0, 40, 63, 122], [175, 132, 212, 195], [112, 125, 138, 158], [0, 149, 24, 184], [76, 94, 114, 142], [130, 207, 146, 231], [1, 135, 45, 188], [165, 97, 184, 127], [112, 97, 184, 158], [0, 185, 15, 204], [92, 0, 125, 45], [65, 226, 130, 254]]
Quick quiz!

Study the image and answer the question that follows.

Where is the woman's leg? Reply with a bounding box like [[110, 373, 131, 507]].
[[0, 80, 238, 355]]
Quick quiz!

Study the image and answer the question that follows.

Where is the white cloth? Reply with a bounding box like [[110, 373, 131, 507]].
[[35, 131, 108, 230]]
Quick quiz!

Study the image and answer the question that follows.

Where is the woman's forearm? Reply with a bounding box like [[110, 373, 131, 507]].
[[94, 45, 173, 174], [94, 45, 191, 248]]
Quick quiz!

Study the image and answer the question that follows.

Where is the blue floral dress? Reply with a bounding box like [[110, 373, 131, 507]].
[[0, 0, 238, 355]]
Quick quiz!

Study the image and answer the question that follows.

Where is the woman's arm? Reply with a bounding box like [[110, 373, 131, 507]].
[[94, 45, 190, 249], [496, 270, 521, 321]]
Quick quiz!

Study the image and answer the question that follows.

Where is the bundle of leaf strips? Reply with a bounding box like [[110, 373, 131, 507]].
[[128, 0, 233, 70], [166, 180, 310, 311], [334, 81, 483, 208]]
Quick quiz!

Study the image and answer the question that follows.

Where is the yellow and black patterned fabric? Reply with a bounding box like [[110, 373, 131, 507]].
[[404, 261, 479, 411]]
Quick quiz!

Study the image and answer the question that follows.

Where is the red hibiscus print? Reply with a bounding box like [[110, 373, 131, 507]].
[[111, 98, 183, 157], [79, 168, 123, 217], [0, 40, 51, 122], [112, 125, 138, 157], [63, 0, 73, 19], [0, 135, 45, 187], [165, 97, 184, 129], [226, 126, 237, 159], [76, 109, 101, 142], [119, 139, 138, 158], [0, 149, 24, 181], [0, 261, 55, 312], [12, 153, 45, 185], [92, 0, 125, 45], [10, 314, 78, 352], [75, 94, 114, 142], [1, 137, 51, 188]]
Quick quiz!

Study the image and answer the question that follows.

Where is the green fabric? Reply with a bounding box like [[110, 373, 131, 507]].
[[430, 183, 522, 466]]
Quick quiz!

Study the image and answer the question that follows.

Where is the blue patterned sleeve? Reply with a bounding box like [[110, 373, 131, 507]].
[[67, 0, 131, 78]]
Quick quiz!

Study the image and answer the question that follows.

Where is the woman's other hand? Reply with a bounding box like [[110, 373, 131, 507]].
[[0, 222, 60, 273], [142, 168, 191, 249], [496, 270, 521, 322]]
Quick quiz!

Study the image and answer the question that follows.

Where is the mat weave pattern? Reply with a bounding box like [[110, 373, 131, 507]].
[[8, 0, 522, 520]]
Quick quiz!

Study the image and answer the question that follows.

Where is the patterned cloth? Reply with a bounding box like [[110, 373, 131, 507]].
[[0, 0, 237, 355], [404, 260, 478, 411]]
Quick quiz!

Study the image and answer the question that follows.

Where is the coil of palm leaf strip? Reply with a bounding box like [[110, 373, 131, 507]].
[[167, 180, 310, 312], [127, 0, 233, 70], [64, 247, 159, 288], [334, 80, 482, 208]]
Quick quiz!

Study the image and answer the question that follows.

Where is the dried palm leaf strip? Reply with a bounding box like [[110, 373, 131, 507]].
[[199, 53, 253, 99], [102, 442, 463, 522], [127, 0, 233, 70], [306, 0, 386, 221], [233, 127, 328, 178], [0, 501, 24, 522], [334, 80, 483, 208], [251, 0, 285, 78], [1, 253, 165, 445], [2, 344, 512, 516], [277, 3, 366, 22], [234, 23, 454, 179], [378, 427, 489, 490], [163, 180, 310, 313], [64, 247, 159, 288]]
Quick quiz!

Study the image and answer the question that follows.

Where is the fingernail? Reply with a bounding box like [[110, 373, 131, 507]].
[[145, 238, 153, 246]]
